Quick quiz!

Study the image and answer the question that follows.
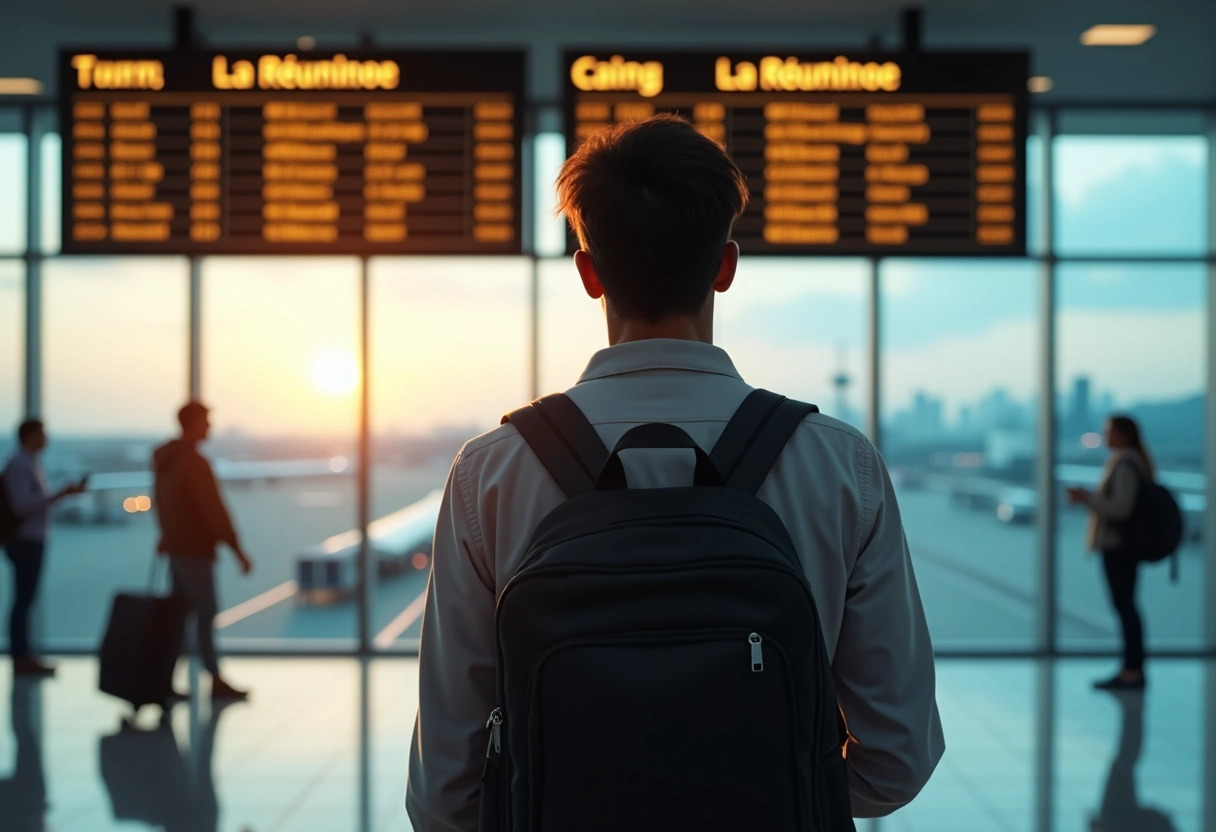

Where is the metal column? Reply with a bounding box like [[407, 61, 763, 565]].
[[188, 256, 202, 400], [1035, 109, 1058, 655], [1033, 659, 1056, 832], [523, 111, 541, 402], [529, 255, 540, 400], [358, 256, 373, 653], [866, 258, 881, 450], [22, 104, 43, 419], [359, 657, 373, 832], [1204, 111, 1216, 655], [1205, 661, 1216, 832]]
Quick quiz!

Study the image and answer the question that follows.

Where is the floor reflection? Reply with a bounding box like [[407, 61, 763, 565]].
[[99, 701, 232, 832], [0, 658, 1209, 832], [0, 678, 47, 831], [1092, 691, 1177, 832]]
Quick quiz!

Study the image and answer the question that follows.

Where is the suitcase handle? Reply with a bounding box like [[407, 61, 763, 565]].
[[147, 555, 170, 594]]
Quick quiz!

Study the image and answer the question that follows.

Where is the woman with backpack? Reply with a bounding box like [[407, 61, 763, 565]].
[[1066, 415, 1155, 691]]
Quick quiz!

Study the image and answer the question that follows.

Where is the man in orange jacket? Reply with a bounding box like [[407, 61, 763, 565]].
[[153, 401, 254, 701]]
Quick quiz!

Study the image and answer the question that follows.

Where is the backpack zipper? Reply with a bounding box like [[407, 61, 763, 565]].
[[485, 707, 503, 759], [749, 633, 764, 672]]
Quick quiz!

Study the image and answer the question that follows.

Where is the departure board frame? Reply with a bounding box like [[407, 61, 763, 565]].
[[563, 49, 1029, 257], [58, 49, 526, 255]]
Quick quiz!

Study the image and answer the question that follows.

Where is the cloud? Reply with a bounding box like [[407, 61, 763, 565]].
[[883, 308, 1204, 415], [1054, 137, 1205, 211]]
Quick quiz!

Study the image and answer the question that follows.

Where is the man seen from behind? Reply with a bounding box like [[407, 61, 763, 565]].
[[408, 115, 945, 830]]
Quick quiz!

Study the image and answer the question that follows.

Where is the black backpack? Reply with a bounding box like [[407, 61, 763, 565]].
[[480, 389, 855, 832], [1116, 461, 1184, 581], [0, 464, 20, 546]]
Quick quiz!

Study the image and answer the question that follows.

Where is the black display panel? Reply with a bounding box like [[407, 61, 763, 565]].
[[59, 50, 525, 255], [563, 50, 1029, 256]]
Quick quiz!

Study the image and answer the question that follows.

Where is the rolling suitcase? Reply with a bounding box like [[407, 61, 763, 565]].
[[99, 562, 187, 709]]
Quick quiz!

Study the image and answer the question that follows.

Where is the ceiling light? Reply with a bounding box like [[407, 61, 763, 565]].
[[0, 78, 44, 95], [1080, 24, 1157, 46], [297, 36, 317, 51], [1027, 76, 1053, 93]]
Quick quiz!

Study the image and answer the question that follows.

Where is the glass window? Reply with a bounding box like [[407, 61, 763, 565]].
[[1053, 135, 1207, 256], [369, 257, 531, 649], [38, 257, 188, 648], [539, 257, 869, 431], [204, 257, 361, 648], [881, 259, 1039, 650], [1055, 263, 1206, 651], [533, 133, 567, 258], [537, 257, 607, 394], [1025, 134, 1044, 257], [0, 260, 22, 459], [40, 132, 59, 255], [716, 259, 869, 429], [0, 132, 27, 253]]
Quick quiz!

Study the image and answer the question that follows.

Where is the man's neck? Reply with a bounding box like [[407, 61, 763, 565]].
[[606, 310, 714, 346]]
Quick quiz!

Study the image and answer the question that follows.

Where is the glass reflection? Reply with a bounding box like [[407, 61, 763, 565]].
[[1056, 264, 1207, 652], [0, 658, 1208, 831], [1053, 136, 1206, 256], [1090, 691, 1177, 832], [98, 703, 231, 832], [880, 259, 1039, 650], [0, 679, 46, 832]]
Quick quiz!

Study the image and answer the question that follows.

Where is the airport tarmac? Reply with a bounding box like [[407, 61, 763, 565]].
[[0, 465, 1206, 654]]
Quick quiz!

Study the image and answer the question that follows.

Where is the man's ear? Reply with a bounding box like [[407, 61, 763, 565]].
[[713, 241, 740, 294], [574, 250, 604, 300]]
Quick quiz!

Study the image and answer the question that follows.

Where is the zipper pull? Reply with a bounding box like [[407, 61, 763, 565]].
[[485, 708, 503, 758], [749, 633, 764, 672]]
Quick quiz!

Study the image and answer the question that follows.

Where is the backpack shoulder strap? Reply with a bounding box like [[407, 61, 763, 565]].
[[712, 389, 819, 495], [502, 394, 608, 498]]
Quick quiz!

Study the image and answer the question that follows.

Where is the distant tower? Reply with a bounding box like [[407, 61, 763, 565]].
[[1071, 376, 1092, 433], [832, 344, 851, 420]]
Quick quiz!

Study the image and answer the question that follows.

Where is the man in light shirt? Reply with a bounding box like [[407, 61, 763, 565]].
[[1, 420, 87, 676], [408, 115, 944, 830]]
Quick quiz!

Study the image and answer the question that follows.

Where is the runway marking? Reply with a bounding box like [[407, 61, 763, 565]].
[[215, 580, 298, 630], [373, 589, 428, 648]]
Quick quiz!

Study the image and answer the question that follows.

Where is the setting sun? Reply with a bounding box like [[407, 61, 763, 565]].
[[311, 350, 359, 396]]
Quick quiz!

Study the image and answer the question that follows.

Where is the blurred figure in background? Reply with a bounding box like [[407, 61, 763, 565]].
[[153, 402, 254, 701], [1, 420, 87, 676], [1067, 415, 1155, 690]]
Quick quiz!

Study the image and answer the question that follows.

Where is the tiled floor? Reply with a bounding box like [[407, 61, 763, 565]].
[[0, 657, 1211, 831]]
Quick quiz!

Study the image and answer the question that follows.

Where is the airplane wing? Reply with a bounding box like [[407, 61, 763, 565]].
[[60, 457, 355, 524]]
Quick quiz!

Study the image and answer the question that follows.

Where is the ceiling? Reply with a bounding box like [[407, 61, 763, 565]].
[[3, 0, 1215, 103]]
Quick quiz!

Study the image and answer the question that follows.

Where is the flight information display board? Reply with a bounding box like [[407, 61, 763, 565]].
[[59, 50, 524, 255], [564, 50, 1028, 256]]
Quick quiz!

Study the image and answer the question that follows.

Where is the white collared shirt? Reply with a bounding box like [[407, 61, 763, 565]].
[[408, 339, 944, 830]]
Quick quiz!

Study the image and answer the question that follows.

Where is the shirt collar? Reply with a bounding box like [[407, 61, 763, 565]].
[[577, 339, 743, 383]]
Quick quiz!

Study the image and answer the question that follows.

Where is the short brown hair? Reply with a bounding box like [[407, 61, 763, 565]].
[[556, 114, 749, 323]]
